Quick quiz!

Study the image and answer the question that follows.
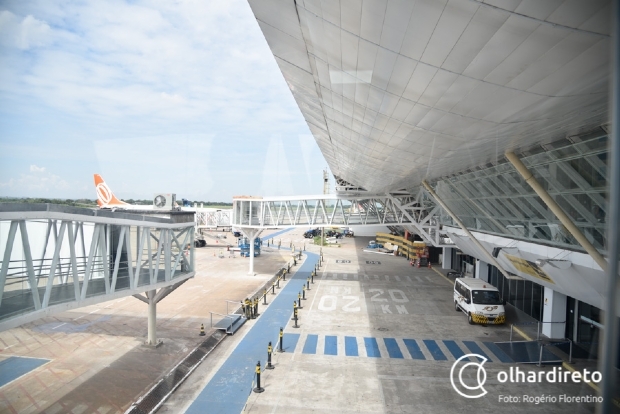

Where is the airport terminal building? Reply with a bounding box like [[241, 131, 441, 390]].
[[247, 0, 618, 389], [1, 1, 619, 413]]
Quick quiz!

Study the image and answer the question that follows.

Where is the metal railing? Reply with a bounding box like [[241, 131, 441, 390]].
[[509, 320, 566, 342], [209, 311, 237, 334], [225, 300, 242, 315], [537, 339, 573, 366]]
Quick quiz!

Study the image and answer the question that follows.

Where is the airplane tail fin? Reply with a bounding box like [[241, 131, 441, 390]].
[[94, 174, 129, 207]]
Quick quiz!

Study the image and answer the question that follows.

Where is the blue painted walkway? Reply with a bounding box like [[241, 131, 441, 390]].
[[0, 356, 49, 387], [186, 229, 316, 414], [260, 228, 294, 241]]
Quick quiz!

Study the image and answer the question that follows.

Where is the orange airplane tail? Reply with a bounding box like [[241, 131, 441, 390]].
[[94, 174, 129, 207]]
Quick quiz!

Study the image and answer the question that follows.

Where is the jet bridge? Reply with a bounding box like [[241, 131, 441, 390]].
[[232, 192, 455, 274], [0, 203, 195, 344], [232, 191, 453, 247]]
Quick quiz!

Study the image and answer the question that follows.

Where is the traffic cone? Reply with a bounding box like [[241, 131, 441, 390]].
[[199, 323, 206, 336], [428, 261, 432, 269]]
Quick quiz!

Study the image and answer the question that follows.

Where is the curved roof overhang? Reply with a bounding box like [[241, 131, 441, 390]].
[[248, 0, 610, 193]]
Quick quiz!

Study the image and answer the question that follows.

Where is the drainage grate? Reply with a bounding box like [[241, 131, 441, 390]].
[[125, 331, 226, 414]]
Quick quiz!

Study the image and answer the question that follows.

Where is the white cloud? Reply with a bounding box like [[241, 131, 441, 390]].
[[0, 1, 327, 200], [0, 166, 70, 193], [0, 11, 52, 50]]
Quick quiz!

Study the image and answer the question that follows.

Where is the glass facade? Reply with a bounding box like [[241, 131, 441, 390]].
[[450, 248, 476, 276], [487, 265, 544, 322], [434, 131, 608, 253]]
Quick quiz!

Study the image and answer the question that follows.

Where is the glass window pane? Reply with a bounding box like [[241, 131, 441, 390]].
[[532, 284, 543, 321], [523, 280, 533, 317]]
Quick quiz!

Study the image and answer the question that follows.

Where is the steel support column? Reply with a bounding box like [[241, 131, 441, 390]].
[[147, 289, 158, 346], [421, 180, 512, 279], [505, 151, 608, 273], [241, 228, 263, 275], [599, 2, 620, 411]]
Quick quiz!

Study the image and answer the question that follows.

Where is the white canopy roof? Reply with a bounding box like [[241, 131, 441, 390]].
[[249, 0, 610, 193]]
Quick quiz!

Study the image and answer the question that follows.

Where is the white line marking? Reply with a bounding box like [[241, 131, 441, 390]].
[[52, 323, 66, 330]]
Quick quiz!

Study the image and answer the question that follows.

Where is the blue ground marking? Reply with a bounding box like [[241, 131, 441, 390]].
[[261, 228, 294, 241], [364, 337, 381, 358], [185, 250, 318, 414], [324, 336, 337, 356], [383, 338, 403, 359], [303, 334, 318, 354], [483, 342, 514, 363], [282, 333, 300, 353], [0, 356, 49, 387], [403, 339, 425, 360], [462, 341, 492, 362], [442, 340, 465, 359], [344, 336, 358, 356], [423, 340, 447, 360]]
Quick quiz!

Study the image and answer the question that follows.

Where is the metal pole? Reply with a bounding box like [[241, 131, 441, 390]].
[[569, 340, 573, 364], [278, 327, 284, 352], [600, 3, 620, 411], [506, 152, 608, 272], [249, 235, 255, 275], [422, 180, 512, 279], [267, 342, 274, 370], [537, 321, 540, 341], [537, 344, 543, 367], [253, 361, 264, 393], [510, 325, 513, 342], [147, 289, 157, 346]]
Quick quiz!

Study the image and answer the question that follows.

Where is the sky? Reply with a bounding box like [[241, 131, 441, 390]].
[[0, 0, 329, 202]]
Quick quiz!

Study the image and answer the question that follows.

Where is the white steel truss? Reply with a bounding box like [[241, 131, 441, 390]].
[[232, 191, 454, 247], [194, 208, 231, 229], [0, 205, 195, 331]]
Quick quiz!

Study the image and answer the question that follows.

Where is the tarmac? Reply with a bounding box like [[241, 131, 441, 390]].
[[161, 234, 615, 414], [0, 228, 616, 414]]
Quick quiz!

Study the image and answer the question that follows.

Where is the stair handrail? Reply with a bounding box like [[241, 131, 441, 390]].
[[509, 320, 566, 342], [537, 338, 573, 366], [225, 300, 243, 315]]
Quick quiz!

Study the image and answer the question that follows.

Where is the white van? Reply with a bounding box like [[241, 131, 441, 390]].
[[454, 278, 506, 325]]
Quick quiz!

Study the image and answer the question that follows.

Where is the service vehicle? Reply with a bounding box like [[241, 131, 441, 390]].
[[454, 278, 506, 325]]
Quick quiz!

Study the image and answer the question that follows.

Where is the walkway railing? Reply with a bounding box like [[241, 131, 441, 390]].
[[232, 190, 454, 247], [537, 339, 573, 365], [509, 320, 566, 342], [0, 203, 195, 331]]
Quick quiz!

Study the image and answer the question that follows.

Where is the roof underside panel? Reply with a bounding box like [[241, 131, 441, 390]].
[[248, 0, 610, 193]]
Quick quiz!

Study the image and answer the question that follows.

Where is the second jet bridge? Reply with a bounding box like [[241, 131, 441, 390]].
[[0, 203, 196, 343], [232, 192, 453, 248]]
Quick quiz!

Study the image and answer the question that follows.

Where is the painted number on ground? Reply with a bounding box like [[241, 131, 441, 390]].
[[369, 289, 409, 303], [336, 260, 351, 263], [366, 261, 381, 264], [318, 295, 361, 312]]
